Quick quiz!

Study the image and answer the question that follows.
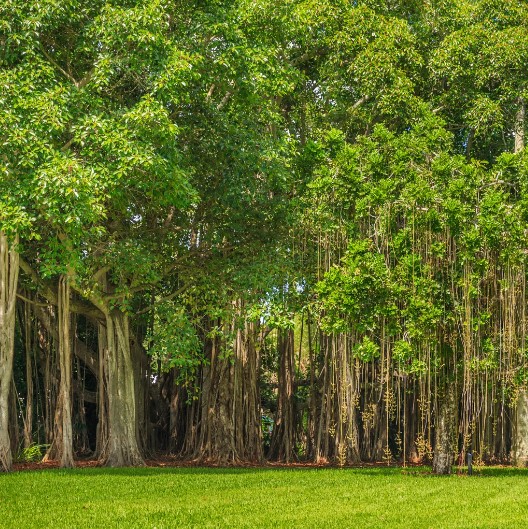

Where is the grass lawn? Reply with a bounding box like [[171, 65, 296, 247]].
[[1, 466, 527, 528]]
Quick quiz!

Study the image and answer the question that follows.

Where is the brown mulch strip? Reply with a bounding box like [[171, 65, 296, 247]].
[[11, 456, 433, 473], [12, 459, 99, 472]]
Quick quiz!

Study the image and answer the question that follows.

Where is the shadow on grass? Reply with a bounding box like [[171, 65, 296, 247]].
[[478, 467, 528, 477], [13, 464, 528, 479], [401, 466, 528, 478], [40, 465, 411, 479]]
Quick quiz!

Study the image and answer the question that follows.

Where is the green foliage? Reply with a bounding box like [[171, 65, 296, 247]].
[[14, 443, 49, 463], [317, 240, 392, 335], [352, 336, 380, 362], [144, 300, 202, 379], [393, 340, 413, 364]]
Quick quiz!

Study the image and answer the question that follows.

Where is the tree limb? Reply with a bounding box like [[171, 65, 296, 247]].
[[135, 284, 189, 316], [39, 43, 94, 89]]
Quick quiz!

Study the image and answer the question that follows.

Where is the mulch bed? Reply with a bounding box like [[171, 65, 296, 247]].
[[11, 456, 430, 472]]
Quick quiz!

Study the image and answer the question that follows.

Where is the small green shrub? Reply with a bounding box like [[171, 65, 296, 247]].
[[15, 443, 49, 463]]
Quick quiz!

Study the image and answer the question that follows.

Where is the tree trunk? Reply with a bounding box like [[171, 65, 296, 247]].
[[199, 334, 237, 462], [433, 384, 456, 475], [57, 277, 74, 466], [95, 322, 109, 459], [8, 379, 19, 458], [168, 368, 188, 454], [314, 333, 331, 463], [40, 322, 56, 447], [73, 356, 92, 455], [336, 335, 360, 465], [132, 337, 148, 456], [406, 391, 420, 463], [241, 322, 263, 462], [23, 298, 34, 448], [104, 309, 144, 467], [513, 388, 528, 466], [512, 97, 528, 464], [269, 329, 296, 462], [0, 232, 19, 472], [44, 276, 75, 467], [186, 314, 262, 464]]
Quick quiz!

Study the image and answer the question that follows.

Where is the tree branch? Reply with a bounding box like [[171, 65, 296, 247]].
[[39, 43, 94, 89], [135, 284, 189, 316], [39, 44, 78, 85], [349, 95, 370, 113], [289, 47, 327, 67], [16, 293, 50, 308], [20, 258, 105, 320]]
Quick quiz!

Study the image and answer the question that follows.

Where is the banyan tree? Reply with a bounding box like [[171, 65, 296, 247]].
[[2, 0, 528, 474]]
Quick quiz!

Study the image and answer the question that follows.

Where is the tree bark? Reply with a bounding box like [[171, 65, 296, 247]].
[[103, 309, 144, 467], [95, 322, 109, 459], [40, 323, 56, 446], [0, 232, 19, 472], [197, 333, 237, 462], [270, 329, 296, 462], [336, 335, 360, 465], [241, 322, 263, 462], [432, 384, 456, 475], [314, 334, 331, 463], [8, 379, 19, 458], [132, 337, 149, 456], [185, 314, 262, 464], [35, 305, 99, 381], [512, 96, 528, 465], [44, 276, 74, 467], [168, 370, 186, 454], [73, 356, 92, 455], [513, 388, 528, 466], [23, 298, 34, 449]]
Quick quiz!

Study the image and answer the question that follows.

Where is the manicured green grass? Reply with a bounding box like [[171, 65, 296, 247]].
[[1, 466, 527, 528]]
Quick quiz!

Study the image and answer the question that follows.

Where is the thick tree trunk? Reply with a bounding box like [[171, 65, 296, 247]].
[[433, 384, 456, 475], [168, 370, 186, 454], [57, 277, 74, 466], [512, 97, 528, 465], [513, 388, 528, 466], [44, 276, 75, 467], [336, 335, 360, 465], [104, 309, 144, 467], [0, 232, 19, 472], [132, 337, 148, 456], [269, 329, 296, 462], [239, 322, 262, 462], [95, 322, 109, 459], [212, 349, 237, 461], [186, 315, 262, 464], [195, 334, 237, 463]]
